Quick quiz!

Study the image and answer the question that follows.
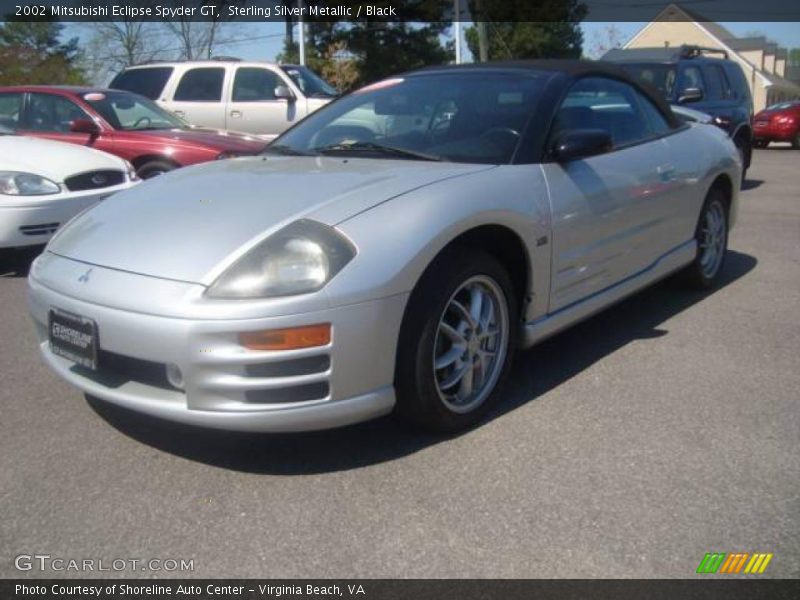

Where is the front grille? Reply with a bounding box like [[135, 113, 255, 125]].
[[20, 222, 59, 236], [64, 170, 124, 192], [71, 349, 177, 391]]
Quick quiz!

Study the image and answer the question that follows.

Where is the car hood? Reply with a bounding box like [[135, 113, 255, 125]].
[[48, 155, 494, 285], [133, 127, 267, 153], [0, 135, 125, 181]]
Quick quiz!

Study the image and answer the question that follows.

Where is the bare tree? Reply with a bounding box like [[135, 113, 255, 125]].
[[589, 24, 626, 58], [81, 21, 169, 85]]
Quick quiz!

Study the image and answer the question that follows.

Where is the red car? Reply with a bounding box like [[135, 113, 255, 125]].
[[753, 100, 800, 149], [0, 86, 267, 178]]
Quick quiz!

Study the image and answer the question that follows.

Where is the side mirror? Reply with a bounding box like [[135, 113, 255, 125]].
[[70, 118, 100, 135], [552, 129, 613, 162], [678, 87, 704, 104], [274, 85, 296, 102]]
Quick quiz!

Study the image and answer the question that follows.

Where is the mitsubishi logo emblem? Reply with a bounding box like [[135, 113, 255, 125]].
[[78, 269, 92, 283]]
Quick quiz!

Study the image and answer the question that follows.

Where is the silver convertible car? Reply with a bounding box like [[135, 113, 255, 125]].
[[28, 61, 740, 433]]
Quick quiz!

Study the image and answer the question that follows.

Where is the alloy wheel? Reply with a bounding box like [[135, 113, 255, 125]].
[[432, 275, 510, 414]]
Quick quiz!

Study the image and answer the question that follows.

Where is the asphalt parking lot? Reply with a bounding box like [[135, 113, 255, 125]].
[[1, 147, 798, 579]]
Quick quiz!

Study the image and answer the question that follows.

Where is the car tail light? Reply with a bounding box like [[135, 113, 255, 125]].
[[776, 115, 796, 125]]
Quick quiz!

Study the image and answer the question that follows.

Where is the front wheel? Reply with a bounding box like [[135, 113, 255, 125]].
[[792, 132, 800, 150], [136, 159, 177, 180], [682, 188, 729, 289], [395, 248, 518, 432]]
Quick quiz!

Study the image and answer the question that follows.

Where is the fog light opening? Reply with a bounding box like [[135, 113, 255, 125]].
[[166, 363, 185, 389]]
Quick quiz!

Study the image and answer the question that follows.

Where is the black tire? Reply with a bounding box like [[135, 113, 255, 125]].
[[793, 133, 800, 150], [734, 138, 750, 185], [682, 187, 729, 289], [136, 159, 176, 179], [395, 247, 519, 433], [753, 140, 768, 149]]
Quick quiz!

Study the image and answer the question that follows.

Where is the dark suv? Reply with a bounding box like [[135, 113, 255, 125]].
[[604, 45, 753, 181]]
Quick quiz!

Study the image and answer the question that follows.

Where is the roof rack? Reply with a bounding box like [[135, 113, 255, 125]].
[[134, 57, 242, 65], [679, 45, 729, 60]]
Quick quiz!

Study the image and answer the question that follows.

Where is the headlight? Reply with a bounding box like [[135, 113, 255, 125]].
[[0, 171, 60, 195], [124, 161, 140, 182], [206, 219, 356, 299]]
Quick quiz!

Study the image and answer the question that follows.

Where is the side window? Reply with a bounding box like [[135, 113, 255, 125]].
[[110, 67, 173, 100], [27, 93, 88, 132], [0, 93, 23, 130], [636, 94, 672, 136], [173, 68, 225, 102], [554, 77, 652, 148], [681, 66, 706, 94], [232, 68, 281, 102], [704, 64, 731, 100]]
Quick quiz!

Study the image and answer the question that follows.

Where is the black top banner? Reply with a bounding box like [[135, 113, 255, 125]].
[[4, 0, 800, 23]]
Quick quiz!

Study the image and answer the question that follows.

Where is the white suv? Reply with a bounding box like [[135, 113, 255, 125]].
[[110, 60, 337, 140]]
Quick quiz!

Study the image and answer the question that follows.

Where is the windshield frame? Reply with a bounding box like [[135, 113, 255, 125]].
[[268, 69, 555, 165], [279, 65, 338, 98], [82, 90, 188, 132]]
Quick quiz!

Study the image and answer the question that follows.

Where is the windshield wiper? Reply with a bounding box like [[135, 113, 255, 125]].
[[263, 144, 313, 156], [313, 141, 442, 162]]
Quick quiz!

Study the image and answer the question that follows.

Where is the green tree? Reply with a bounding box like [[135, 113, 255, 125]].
[[465, 0, 586, 61], [342, 20, 452, 88], [789, 48, 800, 67], [277, 1, 451, 91], [0, 18, 85, 85]]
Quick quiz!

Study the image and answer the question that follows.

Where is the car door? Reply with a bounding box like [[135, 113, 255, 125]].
[[166, 66, 227, 129], [227, 66, 300, 137], [18, 92, 116, 155], [541, 76, 681, 312]]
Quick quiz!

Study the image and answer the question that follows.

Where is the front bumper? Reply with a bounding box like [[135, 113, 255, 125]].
[[753, 122, 798, 142], [28, 256, 405, 432], [0, 183, 134, 248]]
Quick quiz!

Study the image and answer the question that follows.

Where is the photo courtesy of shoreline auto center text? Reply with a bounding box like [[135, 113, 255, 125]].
[[1, 0, 799, 598]]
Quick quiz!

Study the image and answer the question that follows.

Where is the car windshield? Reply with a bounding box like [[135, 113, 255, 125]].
[[767, 101, 799, 110], [268, 71, 551, 164], [280, 65, 338, 98], [82, 91, 186, 131], [620, 64, 677, 99]]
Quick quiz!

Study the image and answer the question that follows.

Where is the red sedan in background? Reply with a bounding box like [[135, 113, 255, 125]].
[[753, 101, 800, 149], [0, 86, 267, 178]]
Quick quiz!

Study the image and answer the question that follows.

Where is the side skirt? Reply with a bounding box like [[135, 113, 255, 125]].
[[520, 240, 697, 349]]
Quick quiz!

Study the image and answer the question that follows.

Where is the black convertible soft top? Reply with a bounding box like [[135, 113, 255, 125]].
[[411, 59, 681, 129]]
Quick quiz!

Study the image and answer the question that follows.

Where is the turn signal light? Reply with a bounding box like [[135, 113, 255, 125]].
[[240, 324, 331, 351]]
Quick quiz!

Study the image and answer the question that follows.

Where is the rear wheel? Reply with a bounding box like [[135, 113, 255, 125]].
[[792, 133, 800, 150], [682, 188, 729, 289], [753, 140, 769, 149], [136, 159, 176, 179], [395, 248, 518, 432]]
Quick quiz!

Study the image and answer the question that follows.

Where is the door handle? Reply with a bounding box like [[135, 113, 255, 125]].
[[230, 110, 242, 119]]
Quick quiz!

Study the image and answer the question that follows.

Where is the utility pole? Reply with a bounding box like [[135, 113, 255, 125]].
[[473, 0, 488, 62], [298, 0, 306, 65], [454, 0, 462, 64]]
